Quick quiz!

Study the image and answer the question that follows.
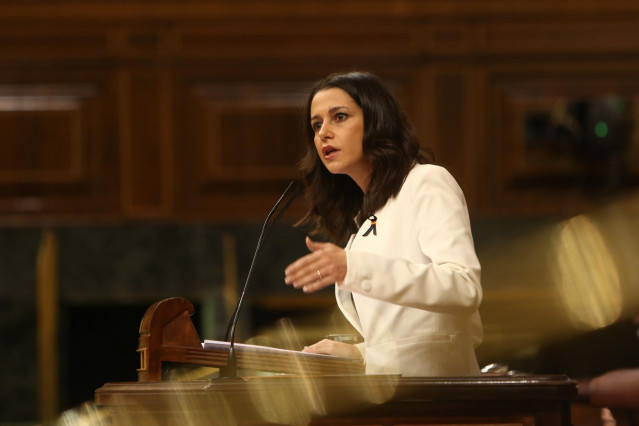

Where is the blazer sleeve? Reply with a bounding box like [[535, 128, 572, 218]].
[[338, 166, 482, 316]]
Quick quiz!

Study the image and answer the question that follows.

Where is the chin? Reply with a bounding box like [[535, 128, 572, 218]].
[[322, 163, 340, 174], [327, 167, 347, 176]]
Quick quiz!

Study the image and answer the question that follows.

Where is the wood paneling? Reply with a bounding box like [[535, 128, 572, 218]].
[[1, 1, 639, 20], [434, 73, 468, 185], [178, 23, 414, 58], [119, 68, 173, 218], [480, 22, 639, 55], [0, 28, 109, 59], [0, 107, 83, 184], [0, 1, 638, 221], [478, 63, 639, 216], [0, 72, 119, 220], [173, 79, 308, 220]]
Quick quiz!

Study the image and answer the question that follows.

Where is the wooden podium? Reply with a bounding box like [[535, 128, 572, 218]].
[[95, 298, 578, 425], [135, 297, 364, 381]]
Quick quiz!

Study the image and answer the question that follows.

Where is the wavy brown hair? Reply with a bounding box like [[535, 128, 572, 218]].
[[297, 71, 432, 244]]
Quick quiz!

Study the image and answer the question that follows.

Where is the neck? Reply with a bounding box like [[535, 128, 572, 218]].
[[350, 166, 372, 193]]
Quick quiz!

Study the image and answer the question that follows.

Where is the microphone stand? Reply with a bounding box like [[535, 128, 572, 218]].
[[221, 180, 301, 379]]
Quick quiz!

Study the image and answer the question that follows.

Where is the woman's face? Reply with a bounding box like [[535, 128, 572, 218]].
[[310, 87, 372, 191]]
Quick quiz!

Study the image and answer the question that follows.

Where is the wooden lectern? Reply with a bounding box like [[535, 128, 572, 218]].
[[96, 298, 578, 425], [135, 297, 364, 381]]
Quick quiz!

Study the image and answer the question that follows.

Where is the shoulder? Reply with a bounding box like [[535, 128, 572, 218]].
[[403, 164, 463, 197]]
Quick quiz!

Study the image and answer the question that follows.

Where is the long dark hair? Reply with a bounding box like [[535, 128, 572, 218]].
[[298, 71, 431, 244]]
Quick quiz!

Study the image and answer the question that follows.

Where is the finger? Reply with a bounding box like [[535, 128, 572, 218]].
[[297, 269, 325, 290], [302, 344, 319, 353], [302, 274, 331, 293], [305, 236, 317, 252], [285, 238, 335, 285], [301, 340, 332, 354], [285, 252, 314, 275], [284, 253, 320, 284], [286, 263, 322, 287], [305, 236, 328, 253]]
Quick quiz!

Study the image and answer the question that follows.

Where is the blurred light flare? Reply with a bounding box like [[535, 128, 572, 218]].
[[56, 402, 111, 426], [465, 190, 639, 367], [549, 214, 622, 331], [247, 318, 325, 425], [245, 318, 397, 424]]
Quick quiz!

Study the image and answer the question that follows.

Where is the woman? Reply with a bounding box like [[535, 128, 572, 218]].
[[284, 71, 482, 376]]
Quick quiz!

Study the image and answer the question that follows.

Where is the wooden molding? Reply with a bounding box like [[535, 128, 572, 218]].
[[2, 1, 639, 21]]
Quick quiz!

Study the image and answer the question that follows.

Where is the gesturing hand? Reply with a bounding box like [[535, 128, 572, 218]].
[[284, 236, 347, 293]]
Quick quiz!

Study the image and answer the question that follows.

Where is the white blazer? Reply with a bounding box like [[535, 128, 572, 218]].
[[336, 164, 483, 376]]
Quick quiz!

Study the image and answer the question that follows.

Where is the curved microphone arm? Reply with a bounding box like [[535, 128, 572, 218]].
[[223, 180, 301, 378]]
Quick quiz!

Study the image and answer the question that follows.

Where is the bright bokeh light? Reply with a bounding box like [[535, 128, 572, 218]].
[[549, 215, 622, 330]]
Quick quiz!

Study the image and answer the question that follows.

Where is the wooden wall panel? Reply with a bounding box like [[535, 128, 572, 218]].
[[416, 21, 639, 56], [416, 66, 479, 210], [0, 1, 638, 220], [479, 21, 639, 55], [2, 1, 639, 21], [433, 73, 471, 198], [0, 72, 119, 220], [173, 79, 309, 220], [0, 28, 110, 59], [0, 107, 83, 184], [177, 23, 415, 60], [416, 25, 477, 56], [119, 69, 173, 218], [478, 62, 639, 216]]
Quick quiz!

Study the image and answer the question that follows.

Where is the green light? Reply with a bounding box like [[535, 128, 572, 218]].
[[594, 121, 609, 138]]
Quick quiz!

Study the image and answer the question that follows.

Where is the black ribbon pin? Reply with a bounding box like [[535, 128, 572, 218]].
[[362, 215, 377, 237]]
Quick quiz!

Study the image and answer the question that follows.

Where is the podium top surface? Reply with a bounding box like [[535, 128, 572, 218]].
[[97, 374, 577, 401]]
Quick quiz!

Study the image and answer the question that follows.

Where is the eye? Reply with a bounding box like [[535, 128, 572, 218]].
[[311, 121, 322, 132], [335, 112, 348, 121]]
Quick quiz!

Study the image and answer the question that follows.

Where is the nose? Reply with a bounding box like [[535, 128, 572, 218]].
[[318, 122, 333, 139]]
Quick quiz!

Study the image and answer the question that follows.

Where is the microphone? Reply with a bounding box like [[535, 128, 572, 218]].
[[222, 180, 302, 378]]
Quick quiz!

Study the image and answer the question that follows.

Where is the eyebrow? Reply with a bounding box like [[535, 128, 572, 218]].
[[310, 105, 349, 121]]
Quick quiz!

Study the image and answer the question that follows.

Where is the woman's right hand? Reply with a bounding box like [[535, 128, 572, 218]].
[[284, 237, 348, 293], [302, 339, 363, 361]]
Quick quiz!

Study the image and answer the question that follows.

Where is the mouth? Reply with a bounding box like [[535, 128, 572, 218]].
[[322, 146, 338, 158]]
